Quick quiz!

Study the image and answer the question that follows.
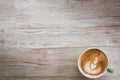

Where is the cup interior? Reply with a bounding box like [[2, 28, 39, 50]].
[[78, 48, 108, 78]]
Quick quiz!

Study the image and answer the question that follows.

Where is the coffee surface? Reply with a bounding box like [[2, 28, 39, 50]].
[[80, 49, 108, 76]]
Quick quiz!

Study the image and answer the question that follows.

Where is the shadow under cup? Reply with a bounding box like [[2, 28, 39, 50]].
[[78, 48, 108, 78]]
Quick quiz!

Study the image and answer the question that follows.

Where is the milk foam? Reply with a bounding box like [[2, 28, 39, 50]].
[[84, 57, 101, 74], [80, 49, 108, 76]]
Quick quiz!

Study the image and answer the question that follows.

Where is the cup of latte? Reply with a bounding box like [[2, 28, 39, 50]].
[[78, 48, 109, 78]]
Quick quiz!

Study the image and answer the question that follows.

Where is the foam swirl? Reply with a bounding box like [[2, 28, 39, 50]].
[[80, 49, 108, 76]]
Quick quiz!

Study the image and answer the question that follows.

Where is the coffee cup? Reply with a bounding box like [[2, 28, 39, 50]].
[[78, 48, 109, 78]]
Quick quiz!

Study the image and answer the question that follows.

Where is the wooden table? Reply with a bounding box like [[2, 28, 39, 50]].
[[0, 0, 120, 80]]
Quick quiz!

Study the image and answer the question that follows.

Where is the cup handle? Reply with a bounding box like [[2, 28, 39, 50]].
[[107, 67, 114, 73]]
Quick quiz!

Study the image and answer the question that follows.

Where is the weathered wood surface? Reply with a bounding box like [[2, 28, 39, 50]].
[[0, 0, 120, 48], [0, 47, 120, 80], [0, 0, 120, 80]]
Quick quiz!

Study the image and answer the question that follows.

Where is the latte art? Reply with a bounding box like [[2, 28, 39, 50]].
[[80, 49, 108, 76], [84, 58, 100, 74]]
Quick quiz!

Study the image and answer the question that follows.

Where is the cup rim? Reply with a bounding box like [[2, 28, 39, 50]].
[[78, 48, 109, 78]]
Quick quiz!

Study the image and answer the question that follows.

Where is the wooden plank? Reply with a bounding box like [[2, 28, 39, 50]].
[[0, 0, 120, 48], [0, 26, 120, 48], [0, 76, 120, 80], [0, 47, 119, 77], [15, 0, 120, 25]]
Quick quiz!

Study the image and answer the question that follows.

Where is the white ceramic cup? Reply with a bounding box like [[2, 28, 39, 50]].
[[78, 48, 109, 78]]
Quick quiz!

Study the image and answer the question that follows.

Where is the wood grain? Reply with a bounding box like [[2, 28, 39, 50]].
[[0, 0, 120, 80], [0, 76, 120, 80], [0, 0, 120, 48], [0, 47, 120, 78], [1, 25, 119, 48]]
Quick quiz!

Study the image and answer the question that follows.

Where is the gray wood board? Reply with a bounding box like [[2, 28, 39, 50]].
[[0, 0, 120, 80], [0, 0, 120, 48], [0, 47, 119, 77]]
